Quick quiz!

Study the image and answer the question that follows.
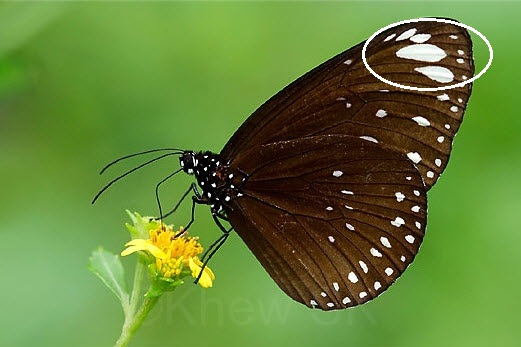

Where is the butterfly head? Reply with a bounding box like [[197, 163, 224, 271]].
[[179, 151, 198, 175], [179, 150, 223, 177]]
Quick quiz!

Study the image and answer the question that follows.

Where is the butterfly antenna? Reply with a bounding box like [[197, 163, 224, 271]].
[[99, 148, 184, 175], [92, 151, 181, 204]]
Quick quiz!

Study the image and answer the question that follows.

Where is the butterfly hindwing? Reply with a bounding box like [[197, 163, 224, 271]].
[[227, 135, 427, 310]]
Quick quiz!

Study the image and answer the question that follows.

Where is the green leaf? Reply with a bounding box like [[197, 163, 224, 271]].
[[125, 210, 159, 239], [88, 247, 129, 308]]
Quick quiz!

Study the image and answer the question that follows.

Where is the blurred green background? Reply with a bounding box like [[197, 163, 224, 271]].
[[1, 2, 518, 347]]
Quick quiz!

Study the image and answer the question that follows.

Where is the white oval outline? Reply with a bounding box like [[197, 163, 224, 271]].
[[361, 17, 493, 92]]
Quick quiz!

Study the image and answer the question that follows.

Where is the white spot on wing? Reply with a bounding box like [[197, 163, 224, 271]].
[[450, 105, 459, 113], [344, 59, 353, 65], [450, 35, 458, 39], [414, 66, 454, 83], [370, 247, 382, 257], [457, 58, 464, 64], [360, 135, 378, 143], [391, 217, 405, 227], [359, 260, 368, 273], [348, 272, 358, 283], [410, 33, 431, 43], [400, 255, 406, 262], [396, 44, 447, 62], [333, 170, 343, 177], [435, 158, 442, 167], [395, 192, 405, 202], [384, 33, 396, 42], [437, 136, 445, 143], [375, 109, 387, 118], [407, 152, 422, 164], [380, 236, 392, 248], [412, 116, 430, 127], [333, 282, 340, 291], [328, 235, 335, 243], [411, 205, 420, 213], [396, 28, 417, 41], [374, 281, 382, 290], [405, 235, 415, 243], [413, 190, 420, 197], [341, 190, 354, 195], [345, 222, 355, 231], [359, 291, 368, 299], [385, 267, 394, 276], [342, 297, 351, 305], [437, 93, 450, 101], [427, 171, 434, 178]]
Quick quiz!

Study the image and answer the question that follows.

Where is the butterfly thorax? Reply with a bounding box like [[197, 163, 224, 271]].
[[180, 150, 245, 213]]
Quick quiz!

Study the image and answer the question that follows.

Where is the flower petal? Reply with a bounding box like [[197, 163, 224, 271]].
[[121, 245, 143, 256], [198, 268, 214, 288], [189, 257, 214, 288], [121, 239, 167, 259], [124, 238, 148, 247], [145, 244, 167, 259]]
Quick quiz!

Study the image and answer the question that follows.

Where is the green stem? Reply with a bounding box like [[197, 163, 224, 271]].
[[114, 256, 160, 347], [127, 256, 147, 316], [114, 296, 160, 347]]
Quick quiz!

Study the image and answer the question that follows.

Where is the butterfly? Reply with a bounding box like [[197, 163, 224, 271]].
[[98, 18, 474, 310]]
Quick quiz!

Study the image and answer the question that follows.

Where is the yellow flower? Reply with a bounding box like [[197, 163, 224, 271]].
[[121, 217, 214, 288]]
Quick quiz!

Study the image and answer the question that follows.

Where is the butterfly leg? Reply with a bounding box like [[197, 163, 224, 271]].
[[183, 195, 198, 231], [194, 215, 232, 284], [157, 183, 193, 219], [201, 221, 232, 263]]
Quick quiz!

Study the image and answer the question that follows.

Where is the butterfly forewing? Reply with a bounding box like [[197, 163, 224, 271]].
[[227, 135, 427, 310], [222, 20, 474, 189]]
